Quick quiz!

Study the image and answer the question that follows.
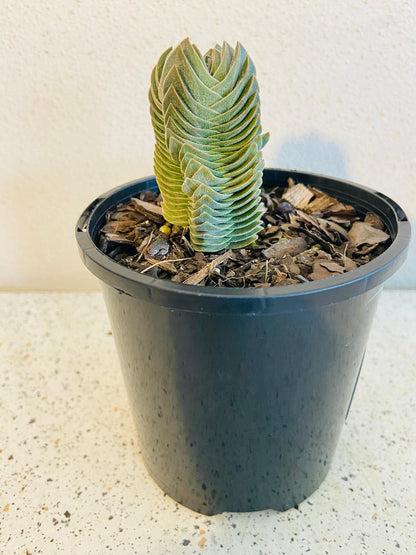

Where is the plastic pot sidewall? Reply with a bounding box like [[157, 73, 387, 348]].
[[76, 169, 410, 514]]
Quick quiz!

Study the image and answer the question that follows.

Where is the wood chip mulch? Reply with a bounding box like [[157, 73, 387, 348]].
[[97, 178, 391, 287]]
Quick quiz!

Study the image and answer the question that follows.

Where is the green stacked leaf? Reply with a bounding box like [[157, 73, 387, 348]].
[[149, 38, 269, 251]]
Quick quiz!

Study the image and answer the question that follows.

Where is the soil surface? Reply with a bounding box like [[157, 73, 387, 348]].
[[97, 177, 391, 287]]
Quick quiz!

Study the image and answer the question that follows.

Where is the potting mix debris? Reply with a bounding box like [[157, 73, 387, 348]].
[[97, 178, 391, 287]]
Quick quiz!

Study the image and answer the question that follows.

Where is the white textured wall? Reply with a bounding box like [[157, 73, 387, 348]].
[[1, 0, 414, 290]]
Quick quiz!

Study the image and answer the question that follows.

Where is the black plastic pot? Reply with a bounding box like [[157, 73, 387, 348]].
[[76, 169, 410, 515]]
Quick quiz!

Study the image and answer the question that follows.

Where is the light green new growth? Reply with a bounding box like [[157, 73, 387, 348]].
[[149, 38, 269, 252]]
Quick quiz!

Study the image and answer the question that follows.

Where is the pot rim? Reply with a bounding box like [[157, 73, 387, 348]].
[[76, 168, 410, 310]]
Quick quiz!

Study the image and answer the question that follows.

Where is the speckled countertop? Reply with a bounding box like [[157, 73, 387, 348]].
[[0, 291, 415, 554]]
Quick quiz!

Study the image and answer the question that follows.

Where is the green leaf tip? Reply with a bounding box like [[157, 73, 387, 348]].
[[149, 39, 269, 251]]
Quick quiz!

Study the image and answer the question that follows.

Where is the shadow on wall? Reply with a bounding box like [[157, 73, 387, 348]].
[[273, 132, 349, 180]]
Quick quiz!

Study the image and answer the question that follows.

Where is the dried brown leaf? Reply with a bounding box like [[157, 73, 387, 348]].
[[278, 254, 300, 275], [276, 278, 299, 286], [296, 248, 332, 266], [364, 212, 384, 230], [295, 210, 321, 229], [264, 225, 280, 236], [309, 262, 337, 281], [355, 243, 381, 256], [246, 261, 267, 278], [336, 254, 358, 271], [319, 219, 349, 241], [319, 261, 345, 273], [327, 216, 355, 226], [326, 202, 356, 217], [348, 222, 389, 247]]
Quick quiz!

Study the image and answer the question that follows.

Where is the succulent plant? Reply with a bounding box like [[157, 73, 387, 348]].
[[149, 38, 269, 252]]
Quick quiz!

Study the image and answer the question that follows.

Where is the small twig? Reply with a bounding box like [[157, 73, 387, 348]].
[[184, 251, 232, 285], [140, 257, 191, 274], [265, 259, 269, 282], [181, 233, 195, 255], [137, 230, 154, 262]]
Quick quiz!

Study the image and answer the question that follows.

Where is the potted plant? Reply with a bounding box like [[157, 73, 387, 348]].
[[76, 38, 410, 515]]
